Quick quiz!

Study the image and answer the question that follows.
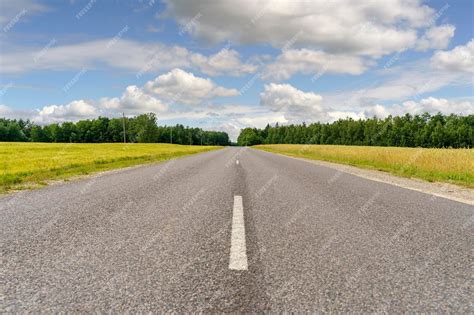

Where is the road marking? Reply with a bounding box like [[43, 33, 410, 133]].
[[236, 159, 239, 165], [229, 195, 248, 270]]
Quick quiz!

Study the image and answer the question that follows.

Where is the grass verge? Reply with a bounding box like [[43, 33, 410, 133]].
[[254, 144, 474, 188], [0, 142, 220, 193]]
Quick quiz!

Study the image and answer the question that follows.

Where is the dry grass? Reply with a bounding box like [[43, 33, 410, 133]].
[[255, 144, 474, 188], [0, 142, 220, 193]]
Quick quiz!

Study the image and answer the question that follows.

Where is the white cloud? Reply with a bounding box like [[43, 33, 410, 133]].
[[431, 39, 474, 73], [163, 0, 452, 81], [262, 49, 368, 80], [144, 68, 238, 104], [0, 39, 183, 74], [361, 104, 391, 118], [0, 40, 256, 77], [260, 83, 326, 121], [201, 108, 288, 141], [212, 122, 242, 142], [165, 0, 434, 57], [415, 24, 455, 51], [395, 97, 474, 116], [236, 112, 287, 128], [0, 0, 48, 25], [6, 69, 241, 123], [100, 85, 168, 115], [156, 104, 280, 141], [191, 48, 257, 76], [35, 100, 98, 123], [323, 58, 469, 110], [341, 97, 474, 120], [258, 83, 388, 123], [257, 78, 473, 124], [0, 104, 38, 120], [327, 111, 365, 121]]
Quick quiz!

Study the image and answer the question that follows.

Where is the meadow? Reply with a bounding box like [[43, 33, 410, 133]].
[[255, 144, 474, 188], [0, 142, 220, 193]]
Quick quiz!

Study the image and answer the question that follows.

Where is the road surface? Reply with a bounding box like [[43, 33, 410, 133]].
[[1, 147, 473, 312]]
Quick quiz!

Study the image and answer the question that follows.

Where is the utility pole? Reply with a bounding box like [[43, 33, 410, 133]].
[[170, 128, 173, 144], [122, 112, 126, 143]]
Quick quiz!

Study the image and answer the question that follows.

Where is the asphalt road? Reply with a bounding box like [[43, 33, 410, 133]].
[[1, 147, 473, 312]]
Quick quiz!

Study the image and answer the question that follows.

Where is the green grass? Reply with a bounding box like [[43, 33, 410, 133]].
[[255, 144, 474, 188], [0, 142, 221, 193]]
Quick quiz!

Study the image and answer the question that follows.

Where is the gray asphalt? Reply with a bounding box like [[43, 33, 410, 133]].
[[1, 147, 473, 312]]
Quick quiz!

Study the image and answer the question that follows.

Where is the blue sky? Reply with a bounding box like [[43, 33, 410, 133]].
[[0, 0, 473, 140]]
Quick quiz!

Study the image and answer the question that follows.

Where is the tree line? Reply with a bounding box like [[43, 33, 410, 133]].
[[0, 113, 230, 146], [238, 113, 474, 148]]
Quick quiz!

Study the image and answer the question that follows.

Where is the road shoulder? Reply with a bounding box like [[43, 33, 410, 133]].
[[253, 148, 474, 206]]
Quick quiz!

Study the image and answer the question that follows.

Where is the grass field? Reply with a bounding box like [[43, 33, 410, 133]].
[[255, 144, 474, 188], [0, 142, 220, 193]]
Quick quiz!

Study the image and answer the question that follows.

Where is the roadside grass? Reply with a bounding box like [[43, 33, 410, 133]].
[[254, 144, 474, 188], [0, 142, 220, 193]]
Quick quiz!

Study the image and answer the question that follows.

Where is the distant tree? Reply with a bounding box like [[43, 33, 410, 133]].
[[237, 128, 262, 146], [235, 113, 473, 148], [1, 112, 471, 148], [0, 119, 27, 141], [30, 125, 50, 142], [133, 113, 159, 143]]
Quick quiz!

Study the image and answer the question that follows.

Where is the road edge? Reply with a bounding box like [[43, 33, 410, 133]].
[[0, 147, 226, 196], [252, 148, 474, 206]]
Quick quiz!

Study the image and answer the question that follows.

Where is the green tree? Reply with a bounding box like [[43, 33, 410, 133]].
[[237, 128, 262, 146]]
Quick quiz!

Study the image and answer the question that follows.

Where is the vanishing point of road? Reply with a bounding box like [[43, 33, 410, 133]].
[[1, 148, 472, 312]]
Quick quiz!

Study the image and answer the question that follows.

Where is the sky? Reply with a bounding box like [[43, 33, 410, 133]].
[[0, 0, 473, 140]]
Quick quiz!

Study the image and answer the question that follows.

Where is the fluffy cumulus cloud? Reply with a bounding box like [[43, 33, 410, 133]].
[[0, 40, 256, 77], [0, 1, 457, 83], [394, 97, 474, 116], [145, 68, 238, 104], [13, 69, 241, 123], [361, 104, 392, 119], [430, 39, 474, 73], [260, 83, 326, 121], [258, 82, 473, 124], [163, 0, 457, 81], [100, 85, 168, 116], [258, 83, 380, 123], [262, 49, 368, 80], [415, 24, 455, 51], [190, 48, 257, 76], [165, 0, 434, 57], [35, 100, 98, 123]]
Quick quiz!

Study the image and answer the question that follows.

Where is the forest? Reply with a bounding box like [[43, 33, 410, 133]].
[[237, 113, 473, 148], [0, 113, 230, 146], [2, 112, 473, 148]]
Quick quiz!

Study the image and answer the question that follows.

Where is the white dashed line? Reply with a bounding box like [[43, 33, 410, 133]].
[[229, 195, 248, 270], [236, 159, 240, 165]]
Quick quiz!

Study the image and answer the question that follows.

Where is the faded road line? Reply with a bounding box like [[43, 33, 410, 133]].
[[229, 195, 248, 270]]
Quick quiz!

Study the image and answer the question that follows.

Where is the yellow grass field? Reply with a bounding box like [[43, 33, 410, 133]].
[[255, 144, 474, 188], [0, 142, 220, 193]]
